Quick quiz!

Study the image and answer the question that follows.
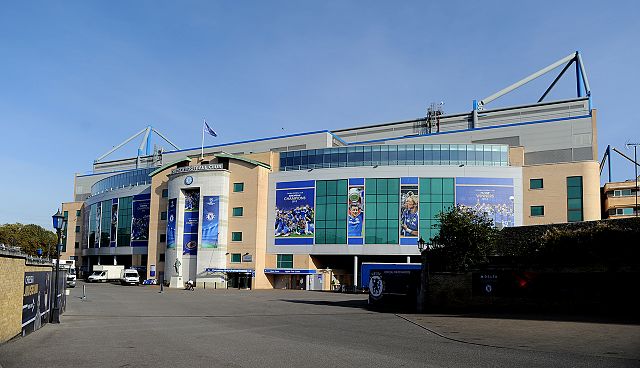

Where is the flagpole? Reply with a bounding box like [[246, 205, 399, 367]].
[[201, 119, 205, 160]]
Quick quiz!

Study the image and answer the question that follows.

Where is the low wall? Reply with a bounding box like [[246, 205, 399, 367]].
[[0, 256, 25, 343], [424, 270, 640, 314], [0, 253, 66, 344]]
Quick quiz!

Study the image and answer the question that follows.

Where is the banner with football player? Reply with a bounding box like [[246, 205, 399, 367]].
[[183, 189, 200, 255], [400, 183, 419, 238], [347, 185, 364, 237], [201, 196, 220, 248]]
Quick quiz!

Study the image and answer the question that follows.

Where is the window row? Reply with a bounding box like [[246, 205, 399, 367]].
[[280, 144, 509, 171]]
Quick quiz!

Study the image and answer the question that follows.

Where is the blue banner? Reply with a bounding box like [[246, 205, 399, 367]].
[[275, 186, 315, 238], [201, 196, 220, 249], [456, 178, 515, 228], [166, 198, 177, 249], [183, 190, 199, 255], [131, 198, 150, 246]]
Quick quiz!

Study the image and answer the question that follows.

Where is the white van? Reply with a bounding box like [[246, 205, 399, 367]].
[[120, 269, 140, 286], [88, 270, 108, 283]]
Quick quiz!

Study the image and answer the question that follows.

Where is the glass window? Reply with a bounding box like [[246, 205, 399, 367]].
[[75, 225, 80, 233], [75, 242, 79, 249], [159, 253, 165, 262], [530, 206, 544, 216], [161, 211, 167, 220], [159, 234, 166, 243], [232, 207, 244, 216], [315, 180, 347, 244], [530, 179, 543, 189], [162, 189, 169, 198], [365, 178, 400, 244], [117, 197, 133, 247], [419, 178, 455, 241], [76, 210, 81, 217], [276, 254, 293, 268], [231, 232, 243, 241], [231, 253, 242, 263], [233, 183, 244, 192], [566, 176, 583, 222]]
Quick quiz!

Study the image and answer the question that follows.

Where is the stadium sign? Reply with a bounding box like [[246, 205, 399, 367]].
[[171, 164, 224, 175]]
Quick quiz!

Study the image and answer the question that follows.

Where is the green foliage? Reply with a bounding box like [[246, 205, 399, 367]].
[[0, 223, 58, 257], [428, 205, 499, 272], [497, 217, 640, 265]]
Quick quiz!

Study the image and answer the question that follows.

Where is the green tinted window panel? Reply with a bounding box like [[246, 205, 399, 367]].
[[316, 181, 326, 196], [326, 180, 337, 195], [567, 176, 582, 186], [233, 182, 244, 192], [337, 179, 348, 193], [316, 196, 326, 205], [530, 206, 545, 216], [567, 199, 583, 210], [367, 205, 377, 218], [567, 186, 582, 198], [443, 178, 454, 194], [568, 210, 583, 222], [377, 180, 388, 194], [232, 207, 243, 216], [530, 179, 544, 189], [388, 179, 399, 194], [231, 253, 241, 263], [316, 206, 326, 220], [431, 179, 443, 194], [231, 232, 243, 241], [366, 179, 377, 194]]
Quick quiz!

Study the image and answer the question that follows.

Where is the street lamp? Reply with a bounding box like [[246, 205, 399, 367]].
[[417, 236, 427, 253], [51, 209, 66, 324], [627, 143, 639, 217]]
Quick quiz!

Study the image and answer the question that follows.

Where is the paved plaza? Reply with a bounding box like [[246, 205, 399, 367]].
[[0, 282, 638, 367]]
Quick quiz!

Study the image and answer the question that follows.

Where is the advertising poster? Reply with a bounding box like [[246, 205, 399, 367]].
[[455, 177, 515, 228], [347, 185, 364, 237], [166, 198, 177, 249], [22, 271, 51, 335], [275, 187, 315, 238], [94, 202, 101, 248], [110, 200, 118, 247], [131, 197, 150, 246], [201, 196, 220, 249], [400, 183, 419, 238], [183, 189, 200, 255]]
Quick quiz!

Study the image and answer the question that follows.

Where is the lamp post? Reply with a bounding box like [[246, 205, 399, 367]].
[[627, 143, 639, 217], [51, 209, 66, 324], [417, 236, 428, 313]]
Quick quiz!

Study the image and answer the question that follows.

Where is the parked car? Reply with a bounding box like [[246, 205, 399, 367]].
[[120, 269, 140, 286], [87, 270, 108, 283], [66, 268, 77, 288]]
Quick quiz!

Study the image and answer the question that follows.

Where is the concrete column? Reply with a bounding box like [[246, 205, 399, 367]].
[[353, 255, 358, 288], [407, 256, 411, 263]]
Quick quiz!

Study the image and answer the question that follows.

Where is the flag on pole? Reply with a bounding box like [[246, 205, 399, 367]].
[[204, 121, 217, 137]]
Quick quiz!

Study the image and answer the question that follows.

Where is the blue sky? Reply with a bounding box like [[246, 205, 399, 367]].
[[0, 1, 638, 227]]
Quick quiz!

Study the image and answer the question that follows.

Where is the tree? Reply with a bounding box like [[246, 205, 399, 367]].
[[429, 206, 499, 272], [0, 223, 58, 258]]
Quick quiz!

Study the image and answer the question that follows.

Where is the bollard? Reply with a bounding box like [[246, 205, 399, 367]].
[[82, 284, 86, 300], [215, 282, 217, 289]]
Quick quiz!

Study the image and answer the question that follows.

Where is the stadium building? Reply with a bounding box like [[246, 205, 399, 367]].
[[60, 52, 602, 289]]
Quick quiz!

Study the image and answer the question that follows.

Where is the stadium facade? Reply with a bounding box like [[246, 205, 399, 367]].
[[60, 56, 601, 289]]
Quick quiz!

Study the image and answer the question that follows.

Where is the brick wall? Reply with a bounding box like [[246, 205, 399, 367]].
[[0, 256, 26, 344]]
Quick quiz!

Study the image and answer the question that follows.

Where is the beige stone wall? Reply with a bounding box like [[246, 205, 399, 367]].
[[148, 168, 172, 280], [0, 257, 24, 343], [225, 158, 273, 289], [61, 201, 83, 261], [523, 161, 601, 225]]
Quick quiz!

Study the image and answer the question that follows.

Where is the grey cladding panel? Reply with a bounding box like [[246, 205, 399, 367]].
[[573, 147, 594, 161], [525, 149, 572, 165], [472, 136, 520, 146]]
